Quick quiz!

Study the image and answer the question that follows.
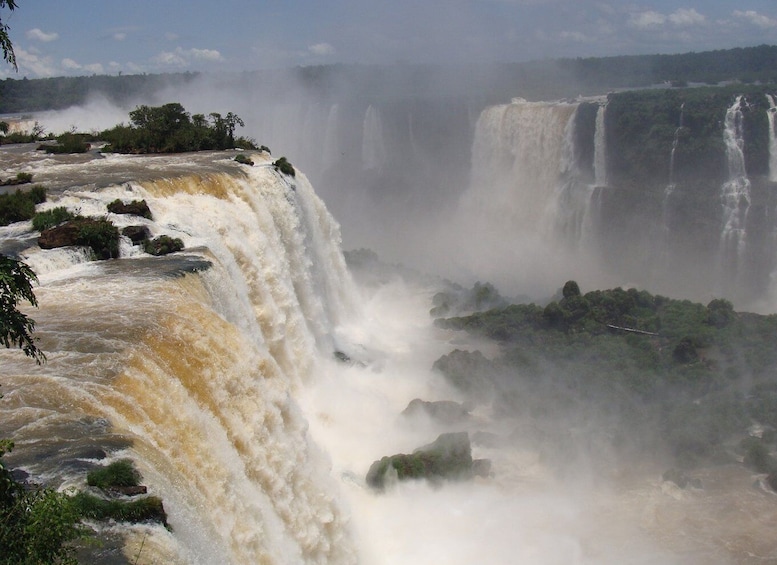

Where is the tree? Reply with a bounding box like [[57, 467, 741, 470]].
[[0, 0, 17, 70], [0, 255, 44, 363], [0, 440, 85, 565]]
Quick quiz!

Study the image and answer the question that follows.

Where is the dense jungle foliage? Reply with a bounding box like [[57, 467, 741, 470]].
[[434, 282, 777, 471], [99, 102, 256, 153], [1, 45, 776, 114]]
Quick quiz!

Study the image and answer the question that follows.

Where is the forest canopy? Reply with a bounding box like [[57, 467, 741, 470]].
[[99, 102, 256, 153]]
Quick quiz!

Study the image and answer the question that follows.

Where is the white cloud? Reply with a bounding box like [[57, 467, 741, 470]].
[[113, 32, 127, 41], [152, 47, 223, 67], [309, 42, 336, 56], [84, 63, 104, 74], [25, 28, 59, 42], [669, 8, 705, 27], [628, 10, 666, 29], [628, 8, 706, 30], [61, 58, 81, 70], [152, 50, 187, 67], [15, 47, 57, 77], [733, 10, 777, 29], [189, 48, 223, 62]]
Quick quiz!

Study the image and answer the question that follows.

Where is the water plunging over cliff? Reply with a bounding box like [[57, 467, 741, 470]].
[[767, 94, 777, 183], [593, 103, 608, 188], [361, 105, 386, 171], [452, 99, 604, 296], [0, 151, 358, 564], [718, 96, 752, 292]]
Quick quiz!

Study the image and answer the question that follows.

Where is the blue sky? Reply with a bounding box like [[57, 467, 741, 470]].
[[2, 1, 777, 78]]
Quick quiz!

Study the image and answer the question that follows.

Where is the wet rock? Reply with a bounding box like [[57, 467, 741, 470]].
[[366, 432, 490, 490], [401, 399, 470, 424], [121, 225, 151, 244], [107, 199, 153, 219]]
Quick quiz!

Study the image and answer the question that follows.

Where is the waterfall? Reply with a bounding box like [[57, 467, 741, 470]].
[[767, 94, 777, 183], [361, 105, 386, 171], [719, 95, 751, 278], [1, 153, 358, 564], [454, 98, 604, 295], [593, 103, 608, 187], [322, 103, 341, 171], [663, 103, 686, 234], [667, 103, 685, 192]]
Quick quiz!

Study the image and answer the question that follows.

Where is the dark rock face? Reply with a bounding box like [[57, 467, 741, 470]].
[[121, 225, 151, 244], [402, 399, 470, 424], [366, 432, 490, 490], [38, 222, 81, 249], [107, 199, 153, 219], [38, 218, 120, 259], [106, 485, 148, 496]]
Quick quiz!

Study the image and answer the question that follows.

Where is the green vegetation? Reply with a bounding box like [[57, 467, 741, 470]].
[[366, 432, 478, 491], [31, 206, 74, 232], [71, 492, 167, 525], [0, 255, 44, 363], [0, 440, 85, 565], [234, 153, 254, 166], [100, 102, 256, 154], [272, 156, 295, 177], [434, 281, 777, 470], [0, 172, 32, 186], [1, 46, 776, 115], [39, 132, 91, 154], [144, 235, 184, 256], [86, 459, 141, 489], [431, 281, 508, 317], [72, 218, 120, 259], [0, 185, 46, 226], [107, 198, 152, 219]]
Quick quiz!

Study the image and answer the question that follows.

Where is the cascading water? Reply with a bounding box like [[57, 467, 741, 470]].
[[3, 143, 777, 563], [719, 95, 751, 290], [453, 98, 605, 296], [767, 94, 777, 183], [662, 103, 685, 234], [593, 103, 608, 188], [361, 105, 386, 171], [0, 151, 359, 564], [322, 104, 341, 171]]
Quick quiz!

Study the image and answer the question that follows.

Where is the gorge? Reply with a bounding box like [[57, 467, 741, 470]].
[[3, 50, 777, 563]]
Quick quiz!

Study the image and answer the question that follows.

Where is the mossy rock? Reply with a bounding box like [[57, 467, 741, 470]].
[[144, 235, 184, 256], [107, 199, 153, 220], [234, 153, 254, 166], [87, 459, 141, 489], [38, 217, 120, 259], [72, 492, 167, 526], [366, 432, 483, 490]]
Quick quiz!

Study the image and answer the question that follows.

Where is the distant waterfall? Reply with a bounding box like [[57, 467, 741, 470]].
[[767, 94, 777, 183], [719, 96, 751, 288], [667, 103, 685, 192], [593, 103, 608, 187], [455, 98, 604, 295], [663, 103, 686, 232], [361, 105, 386, 171], [322, 103, 341, 170]]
